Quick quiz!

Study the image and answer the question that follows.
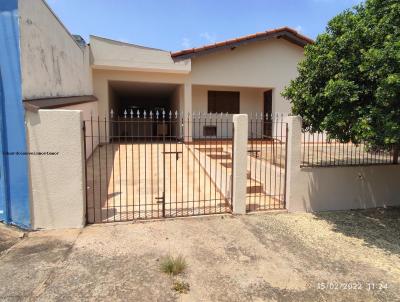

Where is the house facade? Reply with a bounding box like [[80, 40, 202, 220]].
[[91, 28, 310, 138], [2, 0, 310, 228], [1, 0, 311, 228], [1, 0, 399, 230]]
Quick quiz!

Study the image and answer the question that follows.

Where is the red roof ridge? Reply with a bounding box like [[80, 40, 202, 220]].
[[171, 27, 314, 59]]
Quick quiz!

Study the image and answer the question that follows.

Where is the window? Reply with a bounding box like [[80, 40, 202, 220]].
[[208, 91, 240, 114], [203, 126, 217, 137]]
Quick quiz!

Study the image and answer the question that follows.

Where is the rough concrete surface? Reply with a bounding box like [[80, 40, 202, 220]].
[[0, 208, 399, 301]]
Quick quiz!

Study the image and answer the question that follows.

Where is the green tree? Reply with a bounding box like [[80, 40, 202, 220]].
[[282, 0, 400, 162]]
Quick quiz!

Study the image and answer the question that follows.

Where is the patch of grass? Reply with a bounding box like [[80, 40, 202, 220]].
[[172, 280, 190, 294], [160, 254, 187, 276]]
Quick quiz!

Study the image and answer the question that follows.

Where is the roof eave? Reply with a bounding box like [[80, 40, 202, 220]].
[[171, 29, 313, 61]]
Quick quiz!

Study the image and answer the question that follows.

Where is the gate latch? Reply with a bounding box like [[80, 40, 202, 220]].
[[155, 196, 164, 204], [162, 151, 183, 160]]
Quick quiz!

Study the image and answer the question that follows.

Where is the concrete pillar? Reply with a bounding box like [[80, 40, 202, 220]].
[[283, 115, 302, 212], [232, 114, 248, 214], [183, 82, 192, 142], [26, 109, 86, 229]]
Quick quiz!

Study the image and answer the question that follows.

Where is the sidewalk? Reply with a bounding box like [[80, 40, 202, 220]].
[[0, 209, 399, 301]]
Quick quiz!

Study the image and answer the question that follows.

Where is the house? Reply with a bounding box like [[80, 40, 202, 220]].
[[90, 28, 311, 139], [1, 0, 312, 228], [1, 0, 399, 231]]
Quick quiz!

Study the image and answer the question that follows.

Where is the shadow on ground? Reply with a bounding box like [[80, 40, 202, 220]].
[[0, 223, 24, 254], [313, 207, 400, 256]]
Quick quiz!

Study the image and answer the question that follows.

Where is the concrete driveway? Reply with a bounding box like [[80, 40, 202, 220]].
[[0, 208, 399, 301]]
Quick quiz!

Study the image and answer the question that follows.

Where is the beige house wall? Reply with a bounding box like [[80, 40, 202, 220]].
[[19, 0, 92, 100], [189, 38, 304, 114], [58, 101, 99, 158], [90, 35, 191, 73], [60, 101, 98, 119], [91, 36, 304, 119]]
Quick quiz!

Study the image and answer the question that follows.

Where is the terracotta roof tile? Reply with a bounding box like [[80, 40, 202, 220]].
[[171, 27, 313, 59]]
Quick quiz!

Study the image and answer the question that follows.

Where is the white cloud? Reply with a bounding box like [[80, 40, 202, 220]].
[[294, 25, 303, 33], [200, 32, 217, 44], [181, 37, 191, 49]]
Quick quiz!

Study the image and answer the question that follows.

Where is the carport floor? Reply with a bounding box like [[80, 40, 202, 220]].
[[86, 143, 231, 223]]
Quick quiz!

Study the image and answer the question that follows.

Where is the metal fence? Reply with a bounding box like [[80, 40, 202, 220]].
[[301, 131, 398, 167], [83, 111, 234, 223], [247, 115, 288, 212]]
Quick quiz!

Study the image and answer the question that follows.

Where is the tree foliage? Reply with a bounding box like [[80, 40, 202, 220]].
[[282, 0, 400, 148]]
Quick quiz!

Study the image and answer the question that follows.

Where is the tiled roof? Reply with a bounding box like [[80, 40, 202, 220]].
[[171, 27, 313, 59]]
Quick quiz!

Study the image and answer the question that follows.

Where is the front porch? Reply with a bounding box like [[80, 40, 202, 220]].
[[105, 80, 275, 140]]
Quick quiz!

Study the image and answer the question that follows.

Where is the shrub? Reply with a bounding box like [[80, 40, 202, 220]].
[[160, 254, 187, 276]]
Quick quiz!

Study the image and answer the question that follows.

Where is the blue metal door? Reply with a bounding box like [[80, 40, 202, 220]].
[[0, 0, 31, 228]]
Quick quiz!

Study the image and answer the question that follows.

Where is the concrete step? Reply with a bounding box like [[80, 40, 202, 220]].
[[207, 153, 232, 160], [219, 162, 251, 179], [220, 162, 232, 168], [195, 147, 225, 152], [247, 185, 264, 194], [246, 178, 264, 194]]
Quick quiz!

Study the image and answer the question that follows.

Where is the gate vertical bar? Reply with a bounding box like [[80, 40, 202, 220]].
[[90, 116, 95, 222], [162, 112, 166, 218], [131, 110, 135, 218], [98, 116, 102, 222], [83, 121, 88, 223], [104, 116, 109, 221], [150, 111, 154, 218], [125, 113, 128, 219]]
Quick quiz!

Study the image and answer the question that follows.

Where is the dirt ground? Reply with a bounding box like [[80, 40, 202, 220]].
[[0, 224, 24, 254], [0, 208, 399, 302]]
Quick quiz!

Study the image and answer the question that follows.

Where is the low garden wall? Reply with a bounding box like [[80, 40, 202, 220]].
[[285, 116, 400, 212]]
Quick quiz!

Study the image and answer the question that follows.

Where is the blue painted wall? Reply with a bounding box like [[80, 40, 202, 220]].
[[0, 70, 8, 223], [0, 0, 31, 228]]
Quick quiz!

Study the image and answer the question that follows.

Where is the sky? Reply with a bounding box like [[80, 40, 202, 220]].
[[46, 0, 364, 51]]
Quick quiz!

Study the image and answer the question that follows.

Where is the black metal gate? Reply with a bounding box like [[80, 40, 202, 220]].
[[84, 111, 233, 223], [246, 114, 288, 212]]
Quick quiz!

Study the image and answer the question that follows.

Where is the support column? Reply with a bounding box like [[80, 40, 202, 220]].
[[232, 114, 248, 214], [283, 115, 302, 212], [183, 82, 192, 142]]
